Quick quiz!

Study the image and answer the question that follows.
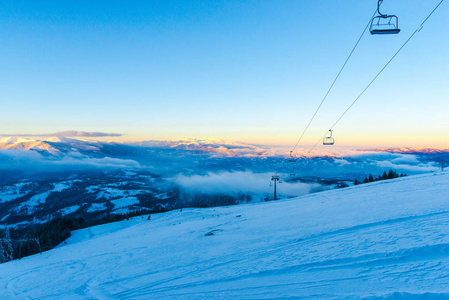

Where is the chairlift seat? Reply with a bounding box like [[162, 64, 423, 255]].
[[288, 151, 297, 163], [370, 28, 400, 35], [370, 15, 400, 35], [323, 137, 334, 146]]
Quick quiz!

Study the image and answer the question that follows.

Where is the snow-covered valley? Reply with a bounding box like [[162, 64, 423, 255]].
[[1, 172, 448, 299]]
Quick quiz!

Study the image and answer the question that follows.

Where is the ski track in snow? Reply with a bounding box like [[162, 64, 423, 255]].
[[0, 172, 449, 299]]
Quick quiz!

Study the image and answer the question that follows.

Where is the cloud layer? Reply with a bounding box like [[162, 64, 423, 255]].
[[170, 171, 325, 198], [0, 149, 140, 173]]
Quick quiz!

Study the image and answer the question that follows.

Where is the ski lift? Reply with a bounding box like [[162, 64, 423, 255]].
[[269, 175, 282, 186], [323, 129, 335, 145], [370, 0, 400, 35], [289, 166, 296, 176], [288, 151, 297, 163], [286, 152, 297, 176]]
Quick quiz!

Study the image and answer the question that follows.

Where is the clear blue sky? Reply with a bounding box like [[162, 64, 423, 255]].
[[1, 0, 448, 147]]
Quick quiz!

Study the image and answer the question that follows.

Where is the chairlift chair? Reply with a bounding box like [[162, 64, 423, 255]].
[[287, 151, 297, 176], [288, 151, 297, 163], [323, 129, 335, 146], [370, 0, 400, 35]]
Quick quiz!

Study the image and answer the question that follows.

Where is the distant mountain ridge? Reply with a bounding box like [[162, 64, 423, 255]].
[[0, 137, 269, 158], [0, 137, 56, 151], [2, 136, 448, 159], [369, 147, 449, 154], [132, 138, 268, 157]]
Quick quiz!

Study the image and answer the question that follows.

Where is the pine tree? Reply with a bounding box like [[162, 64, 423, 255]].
[[387, 169, 394, 179], [354, 179, 359, 186], [368, 174, 374, 182], [4, 228, 14, 262], [0, 240, 5, 263]]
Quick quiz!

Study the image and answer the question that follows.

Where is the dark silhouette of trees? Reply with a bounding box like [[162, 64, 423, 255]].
[[0, 228, 14, 263], [357, 169, 405, 186], [2, 208, 152, 263]]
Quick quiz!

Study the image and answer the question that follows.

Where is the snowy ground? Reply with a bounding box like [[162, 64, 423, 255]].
[[1, 172, 449, 299]]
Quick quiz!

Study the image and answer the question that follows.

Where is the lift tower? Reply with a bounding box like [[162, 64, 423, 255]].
[[271, 175, 281, 200]]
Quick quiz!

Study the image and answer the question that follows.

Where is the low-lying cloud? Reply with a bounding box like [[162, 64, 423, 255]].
[[354, 153, 439, 174], [170, 171, 325, 198], [0, 149, 140, 173]]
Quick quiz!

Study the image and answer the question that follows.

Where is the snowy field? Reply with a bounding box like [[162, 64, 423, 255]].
[[1, 172, 449, 299]]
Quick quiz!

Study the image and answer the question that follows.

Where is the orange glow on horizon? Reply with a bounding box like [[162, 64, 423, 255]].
[[2, 131, 447, 149]]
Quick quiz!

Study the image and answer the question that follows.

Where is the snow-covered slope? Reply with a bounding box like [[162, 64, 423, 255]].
[[1, 172, 449, 299]]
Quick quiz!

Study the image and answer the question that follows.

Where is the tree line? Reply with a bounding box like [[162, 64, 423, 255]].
[[354, 169, 406, 186], [0, 209, 151, 263]]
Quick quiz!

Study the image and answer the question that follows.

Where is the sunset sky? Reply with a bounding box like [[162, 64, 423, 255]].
[[1, 0, 448, 147]]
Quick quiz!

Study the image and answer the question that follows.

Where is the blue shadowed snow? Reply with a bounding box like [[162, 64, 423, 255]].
[[0, 172, 449, 299]]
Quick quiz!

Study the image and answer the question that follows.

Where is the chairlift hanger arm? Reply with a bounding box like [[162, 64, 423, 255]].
[[377, 0, 387, 18]]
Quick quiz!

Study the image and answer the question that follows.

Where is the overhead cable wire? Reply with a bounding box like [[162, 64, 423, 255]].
[[276, 5, 378, 176], [305, 0, 445, 155], [275, 6, 378, 177], [290, 7, 379, 154]]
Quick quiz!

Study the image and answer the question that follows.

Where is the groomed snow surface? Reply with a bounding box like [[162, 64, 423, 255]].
[[1, 173, 449, 299]]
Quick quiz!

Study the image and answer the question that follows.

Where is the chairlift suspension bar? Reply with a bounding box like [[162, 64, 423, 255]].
[[377, 0, 387, 18]]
